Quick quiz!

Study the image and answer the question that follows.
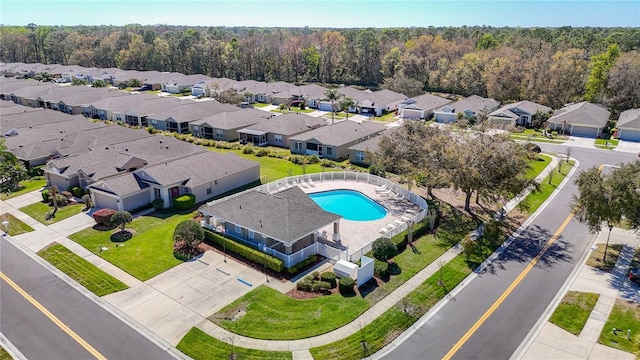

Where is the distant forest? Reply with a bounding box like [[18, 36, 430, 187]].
[[1, 25, 639, 113]]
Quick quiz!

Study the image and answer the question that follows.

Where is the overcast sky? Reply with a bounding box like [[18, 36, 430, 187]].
[[1, 0, 638, 28]]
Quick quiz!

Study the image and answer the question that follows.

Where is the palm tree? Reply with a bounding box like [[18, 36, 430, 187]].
[[339, 96, 355, 121], [324, 88, 343, 124]]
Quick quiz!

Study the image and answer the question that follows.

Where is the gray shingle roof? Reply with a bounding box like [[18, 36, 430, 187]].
[[489, 100, 552, 119], [348, 127, 399, 152], [199, 186, 341, 244], [289, 120, 387, 146], [402, 93, 452, 111], [271, 84, 328, 99], [548, 101, 611, 127], [617, 108, 640, 130], [190, 108, 271, 130], [239, 112, 326, 136], [150, 101, 241, 123], [367, 89, 407, 105], [437, 95, 500, 114]]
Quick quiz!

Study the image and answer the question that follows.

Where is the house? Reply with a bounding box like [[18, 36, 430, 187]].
[[237, 112, 327, 147], [269, 84, 328, 108], [433, 95, 500, 123], [199, 186, 341, 268], [289, 120, 387, 160], [357, 89, 407, 116], [162, 74, 211, 94], [488, 100, 552, 127], [190, 77, 237, 98], [616, 109, 640, 142], [147, 101, 240, 133], [347, 127, 398, 165], [82, 93, 159, 121], [399, 93, 452, 120], [111, 97, 182, 127], [547, 101, 611, 138], [189, 108, 272, 141], [324, 86, 370, 113], [89, 150, 260, 211]]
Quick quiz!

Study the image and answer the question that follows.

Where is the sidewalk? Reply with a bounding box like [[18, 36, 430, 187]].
[[517, 227, 640, 360]]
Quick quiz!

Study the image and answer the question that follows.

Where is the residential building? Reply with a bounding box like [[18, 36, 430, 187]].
[[433, 95, 500, 123], [616, 108, 640, 142], [237, 112, 327, 147], [547, 101, 611, 138], [488, 100, 552, 127], [189, 108, 272, 141], [399, 93, 452, 120]]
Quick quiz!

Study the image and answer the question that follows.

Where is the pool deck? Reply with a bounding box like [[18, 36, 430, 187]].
[[294, 179, 421, 257]]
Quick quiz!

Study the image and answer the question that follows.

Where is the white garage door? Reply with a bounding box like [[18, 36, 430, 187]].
[[619, 129, 640, 142], [92, 191, 119, 210]]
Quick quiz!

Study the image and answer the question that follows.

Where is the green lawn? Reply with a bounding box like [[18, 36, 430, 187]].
[[253, 103, 270, 108], [69, 211, 194, 281], [549, 291, 600, 335], [177, 327, 292, 360], [0, 213, 34, 236], [0, 347, 11, 360], [211, 285, 370, 340], [510, 129, 568, 143], [19, 202, 85, 224], [372, 112, 398, 122], [0, 178, 46, 200], [587, 244, 623, 272], [38, 243, 129, 296], [594, 138, 619, 150], [525, 154, 552, 180], [599, 301, 640, 356], [310, 256, 472, 359], [520, 160, 575, 215]]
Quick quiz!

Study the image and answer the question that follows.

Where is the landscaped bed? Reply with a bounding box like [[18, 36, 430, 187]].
[[587, 243, 623, 272], [19, 201, 85, 224], [549, 291, 600, 335], [69, 211, 195, 281], [38, 243, 129, 296], [0, 213, 34, 236]]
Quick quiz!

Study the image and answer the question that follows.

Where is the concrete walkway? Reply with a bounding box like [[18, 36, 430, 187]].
[[518, 228, 640, 360]]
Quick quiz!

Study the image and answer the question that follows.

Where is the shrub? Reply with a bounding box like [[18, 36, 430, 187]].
[[173, 220, 204, 257], [173, 194, 196, 210], [312, 281, 331, 292], [372, 237, 397, 261], [42, 189, 49, 202], [152, 199, 164, 211], [29, 165, 44, 177], [54, 194, 68, 206], [297, 279, 313, 291], [374, 260, 390, 280], [319, 159, 334, 168], [320, 272, 337, 288], [289, 155, 305, 165], [339, 277, 355, 294], [130, 202, 153, 214], [242, 144, 255, 154], [255, 148, 269, 157], [110, 210, 133, 232], [60, 191, 73, 199], [286, 255, 317, 274], [92, 208, 116, 226], [68, 186, 85, 198], [307, 155, 320, 164], [203, 230, 284, 272]]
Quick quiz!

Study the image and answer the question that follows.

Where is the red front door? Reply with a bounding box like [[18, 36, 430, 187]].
[[170, 187, 180, 200]]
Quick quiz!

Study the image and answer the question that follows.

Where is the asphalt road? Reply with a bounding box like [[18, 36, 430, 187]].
[[0, 237, 178, 360], [383, 146, 639, 360]]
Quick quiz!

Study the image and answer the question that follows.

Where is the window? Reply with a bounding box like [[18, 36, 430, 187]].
[[151, 119, 157, 125], [274, 134, 283, 144], [184, 188, 191, 194], [215, 129, 223, 138], [193, 125, 199, 131], [294, 141, 303, 151], [154, 188, 161, 200], [206, 188, 211, 195], [326, 147, 333, 156], [356, 151, 365, 162], [248, 230, 254, 239], [235, 225, 242, 234]]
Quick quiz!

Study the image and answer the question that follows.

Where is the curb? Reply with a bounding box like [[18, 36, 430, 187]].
[[0, 331, 27, 360]]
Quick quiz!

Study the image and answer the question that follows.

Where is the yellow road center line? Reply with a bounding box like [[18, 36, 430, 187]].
[[0, 271, 107, 360], [442, 210, 576, 360]]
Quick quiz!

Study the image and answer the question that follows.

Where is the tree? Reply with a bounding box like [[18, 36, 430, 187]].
[[339, 96, 355, 121], [0, 140, 27, 194], [173, 220, 204, 254], [584, 44, 620, 103], [48, 185, 59, 215], [110, 210, 132, 233], [92, 79, 107, 88], [128, 78, 142, 88], [323, 88, 343, 124], [372, 237, 397, 262]]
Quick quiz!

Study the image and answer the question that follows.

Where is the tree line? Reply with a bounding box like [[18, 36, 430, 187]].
[[1, 25, 639, 113]]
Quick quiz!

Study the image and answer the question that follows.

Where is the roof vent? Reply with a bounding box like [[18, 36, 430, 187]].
[[125, 148, 128, 152], [105, 146, 109, 150]]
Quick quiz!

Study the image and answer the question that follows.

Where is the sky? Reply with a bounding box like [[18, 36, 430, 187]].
[[1, 0, 638, 28]]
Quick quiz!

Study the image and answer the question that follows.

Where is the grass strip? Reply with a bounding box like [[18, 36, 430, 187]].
[[0, 213, 34, 236], [0, 178, 46, 200], [177, 327, 292, 360], [38, 243, 128, 296], [19, 202, 85, 224], [598, 301, 640, 356], [549, 291, 600, 335], [521, 160, 574, 215]]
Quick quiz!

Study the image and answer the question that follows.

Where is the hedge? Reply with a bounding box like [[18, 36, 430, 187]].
[[92, 208, 116, 226], [67, 185, 85, 198], [320, 272, 337, 288], [173, 194, 195, 210], [339, 277, 355, 294], [203, 229, 284, 273], [286, 255, 317, 274]]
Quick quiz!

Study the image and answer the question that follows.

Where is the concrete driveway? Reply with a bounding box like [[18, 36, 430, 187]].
[[616, 139, 640, 154], [103, 250, 269, 345]]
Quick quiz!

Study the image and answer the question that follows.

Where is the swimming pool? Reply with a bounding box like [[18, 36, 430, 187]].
[[309, 189, 387, 221]]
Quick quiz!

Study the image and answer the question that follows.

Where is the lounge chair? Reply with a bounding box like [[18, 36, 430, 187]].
[[401, 214, 413, 222], [379, 227, 388, 234], [307, 178, 316, 187], [379, 189, 392, 196], [298, 179, 309, 188], [375, 184, 387, 192], [394, 219, 405, 226]]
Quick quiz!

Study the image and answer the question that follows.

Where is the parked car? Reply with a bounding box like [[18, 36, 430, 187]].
[[629, 267, 640, 283], [137, 84, 152, 91]]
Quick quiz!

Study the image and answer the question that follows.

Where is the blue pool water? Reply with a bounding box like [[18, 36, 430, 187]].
[[309, 189, 387, 221]]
